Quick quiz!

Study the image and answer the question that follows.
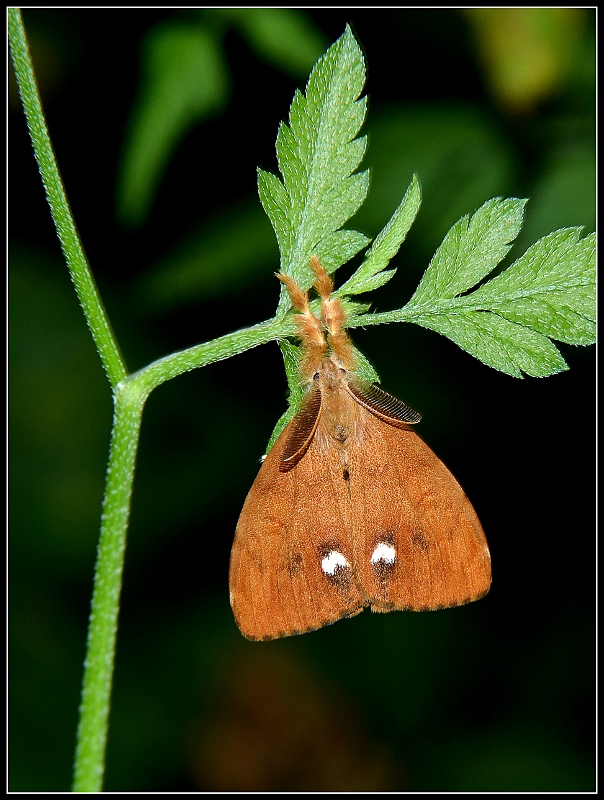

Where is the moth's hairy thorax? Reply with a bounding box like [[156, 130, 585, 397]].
[[315, 358, 360, 454]]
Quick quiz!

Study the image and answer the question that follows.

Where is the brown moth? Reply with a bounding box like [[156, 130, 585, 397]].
[[229, 256, 491, 641]]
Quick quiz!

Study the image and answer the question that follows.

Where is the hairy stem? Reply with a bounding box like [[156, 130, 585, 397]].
[[8, 7, 126, 387], [72, 382, 145, 792]]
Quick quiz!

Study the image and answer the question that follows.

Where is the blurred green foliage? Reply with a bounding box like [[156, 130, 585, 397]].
[[10, 9, 594, 791], [117, 9, 327, 228]]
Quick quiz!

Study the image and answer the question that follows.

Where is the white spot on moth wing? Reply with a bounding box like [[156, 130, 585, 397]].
[[371, 543, 396, 565], [321, 550, 349, 575]]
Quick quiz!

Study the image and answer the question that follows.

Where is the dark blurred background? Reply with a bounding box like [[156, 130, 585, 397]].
[[9, 9, 595, 791]]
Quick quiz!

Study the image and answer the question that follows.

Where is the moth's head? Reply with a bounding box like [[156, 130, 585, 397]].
[[316, 356, 347, 392]]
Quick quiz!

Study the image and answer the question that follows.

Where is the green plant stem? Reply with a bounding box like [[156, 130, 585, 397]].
[[8, 7, 126, 388], [69, 315, 287, 791], [72, 381, 145, 792], [135, 316, 294, 393]]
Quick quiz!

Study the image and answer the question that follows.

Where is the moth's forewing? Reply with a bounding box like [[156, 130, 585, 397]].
[[348, 408, 491, 610], [229, 420, 366, 641]]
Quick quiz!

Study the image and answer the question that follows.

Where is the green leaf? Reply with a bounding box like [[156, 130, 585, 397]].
[[341, 268, 397, 295], [358, 199, 595, 378], [409, 196, 527, 305], [257, 25, 370, 317], [469, 228, 595, 345], [255, 29, 594, 386], [336, 174, 421, 296], [312, 230, 371, 274]]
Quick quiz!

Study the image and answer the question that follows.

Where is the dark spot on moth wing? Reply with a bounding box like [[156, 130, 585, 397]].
[[411, 529, 430, 552], [288, 553, 303, 576], [280, 383, 322, 471], [376, 530, 395, 546], [325, 567, 353, 593], [342, 468, 350, 481], [346, 375, 422, 426], [371, 558, 395, 585]]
